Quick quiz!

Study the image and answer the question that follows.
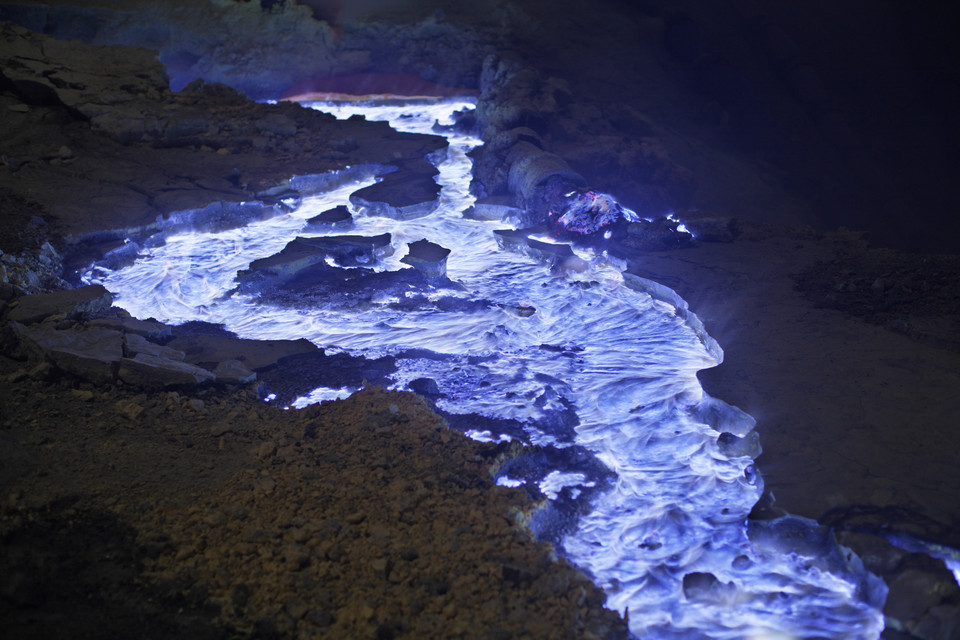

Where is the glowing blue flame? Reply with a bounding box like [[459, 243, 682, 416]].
[[84, 99, 886, 638]]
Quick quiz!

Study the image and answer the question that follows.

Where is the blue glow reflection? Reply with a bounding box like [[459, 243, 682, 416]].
[[84, 99, 886, 638]]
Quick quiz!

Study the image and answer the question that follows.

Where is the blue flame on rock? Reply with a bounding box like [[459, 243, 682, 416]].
[[84, 98, 886, 638]]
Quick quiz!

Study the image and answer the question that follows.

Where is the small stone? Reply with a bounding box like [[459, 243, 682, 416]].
[[345, 511, 366, 525], [216, 147, 230, 155], [58, 146, 73, 159], [70, 389, 95, 402], [210, 422, 232, 437], [254, 477, 275, 494], [204, 511, 228, 527], [285, 599, 310, 620], [717, 431, 762, 458], [306, 609, 334, 627], [289, 527, 310, 543], [28, 362, 55, 381], [188, 398, 205, 411], [284, 544, 309, 571], [257, 441, 277, 460], [401, 239, 451, 278], [213, 359, 256, 384], [174, 545, 195, 561], [222, 503, 248, 521], [885, 568, 950, 621], [408, 377, 440, 396], [118, 353, 214, 389], [115, 399, 144, 421]]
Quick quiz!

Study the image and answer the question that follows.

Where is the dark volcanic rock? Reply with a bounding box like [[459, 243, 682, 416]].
[[266, 263, 462, 313], [4, 284, 112, 324], [616, 217, 694, 253], [463, 195, 524, 222], [257, 351, 397, 406], [679, 216, 737, 243], [493, 228, 588, 272], [87, 316, 172, 342], [118, 353, 215, 389], [122, 333, 184, 361], [15, 324, 122, 385], [349, 161, 443, 220], [401, 239, 451, 279], [304, 205, 353, 231], [165, 330, 319, 373], [408, 377, 441, 397], [301, 233, 394, 267], [237, 234, 393, 293], [0, 22, 446, 246]]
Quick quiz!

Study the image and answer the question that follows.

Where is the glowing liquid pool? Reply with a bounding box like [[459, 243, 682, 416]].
[[85, 99, 886, 638]]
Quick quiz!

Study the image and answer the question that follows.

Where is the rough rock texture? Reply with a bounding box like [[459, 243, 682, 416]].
[[400, 239, 450, 279], [349, 161, 443, 220], [472, 55, 692, 219], [0, 20, 444, 255], [0, 333, 629, 639], [2, 1, 960, 638], [4, 283, 112, 324], [0, 0, 352, 97]]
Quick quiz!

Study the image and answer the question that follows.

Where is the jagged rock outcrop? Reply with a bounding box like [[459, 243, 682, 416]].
[[0, 284, 337, 390], [0, 21, 445, 272], [4, 284, 112, 324], [303, 204, 353, 231], [471, 55, 694, 222], [349, 160, 443, 220], [401, 239, 450, 279]]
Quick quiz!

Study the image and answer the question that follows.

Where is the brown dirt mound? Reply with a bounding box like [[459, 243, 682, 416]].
[[0, 354, 628, 639]]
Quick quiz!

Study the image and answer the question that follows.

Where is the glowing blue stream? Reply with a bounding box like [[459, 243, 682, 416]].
[[85, 99, 886, 638]]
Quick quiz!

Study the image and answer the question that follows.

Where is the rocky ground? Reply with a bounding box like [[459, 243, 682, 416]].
[[0, 334, 627, 639], [2, 3, 960, 639], [0, 16, 632, 640]]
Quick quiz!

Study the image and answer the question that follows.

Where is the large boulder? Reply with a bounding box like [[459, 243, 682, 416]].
[[118, 353, 215, 390], [5, 285, 113, 324], [123, 333, 185, 361], [349, 164, 443, 220], [15, 324, 122, 385], [401, 239, 450, 279], [303, 205, 354, 232], [165, 332, 320, 372], [238, 234, 394, 294]]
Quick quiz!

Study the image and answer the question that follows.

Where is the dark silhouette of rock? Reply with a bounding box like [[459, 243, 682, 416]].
[[15, 324, 122, 385], [401, 239, 450, 278], [304, 205, 353, 231], [349, 163, 443, 220], [5, 285, 112, 324], [118, 353, 216, 389], [237, 234, 394, 294]]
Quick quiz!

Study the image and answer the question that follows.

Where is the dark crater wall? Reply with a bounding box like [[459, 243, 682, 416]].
[[2, 0, 959, 251]]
